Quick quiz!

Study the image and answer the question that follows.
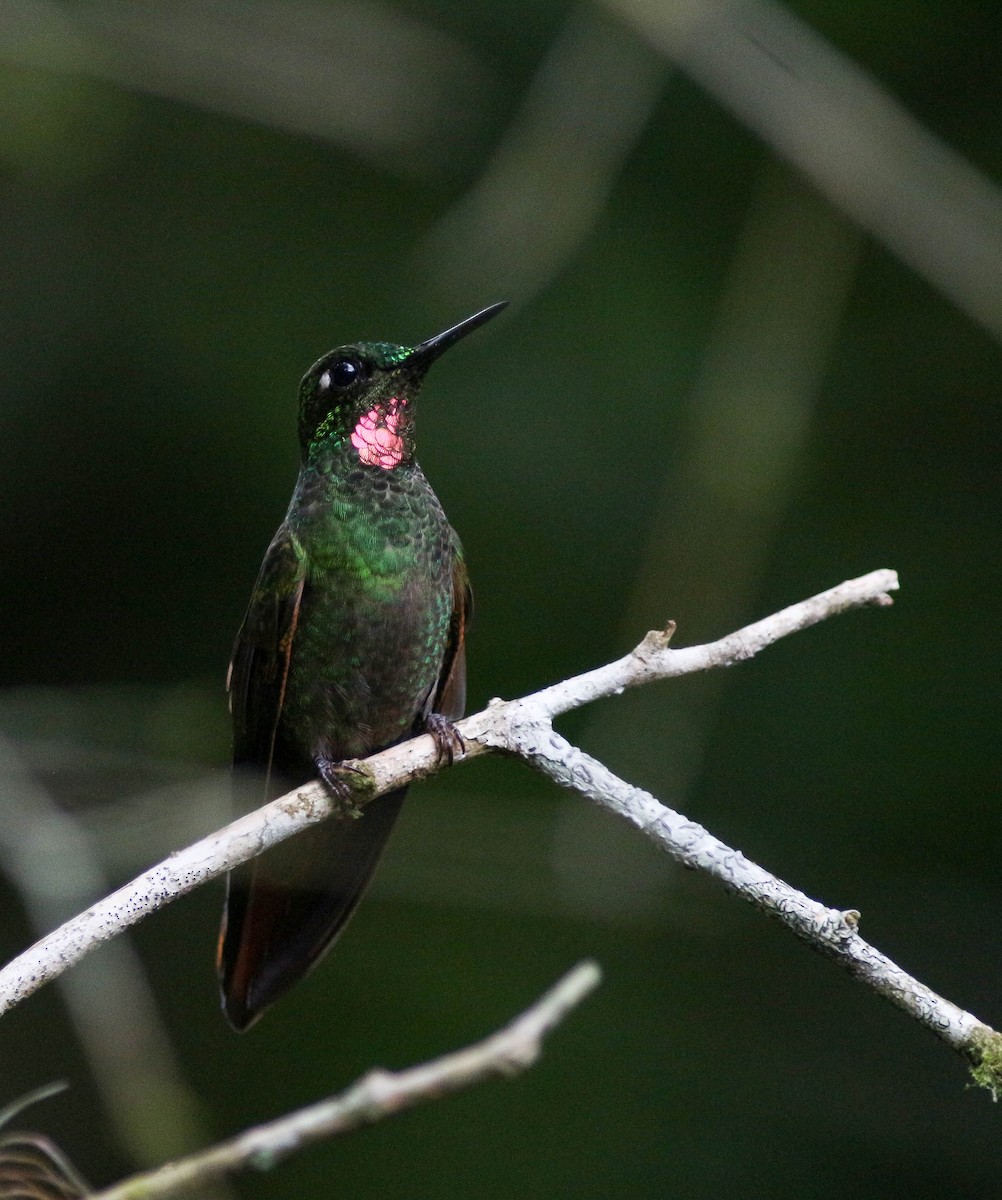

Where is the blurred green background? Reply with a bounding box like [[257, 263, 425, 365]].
[[1, 0, 1000, 1196]]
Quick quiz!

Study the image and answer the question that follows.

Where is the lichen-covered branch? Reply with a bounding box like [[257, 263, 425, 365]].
[[4, 567, 995, 1092], [490, 718, 1000, 1082], [85, 961, 600, 1200], [0, 569, 895, 1017]]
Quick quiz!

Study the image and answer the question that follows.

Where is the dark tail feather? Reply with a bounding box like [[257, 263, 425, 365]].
[[217, 787, 408, 1031]]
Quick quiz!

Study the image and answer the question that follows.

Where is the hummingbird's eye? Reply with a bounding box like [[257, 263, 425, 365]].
[[321, 357, 365, 392]]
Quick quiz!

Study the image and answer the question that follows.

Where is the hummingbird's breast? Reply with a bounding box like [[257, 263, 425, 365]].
[[279, 461, 458, 764]]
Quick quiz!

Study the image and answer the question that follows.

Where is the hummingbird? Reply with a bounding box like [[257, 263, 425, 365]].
[[218, 302, 507, 1030]]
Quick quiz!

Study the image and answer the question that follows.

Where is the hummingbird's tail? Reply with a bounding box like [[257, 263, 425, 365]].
[[217, 787, 407, 1031]]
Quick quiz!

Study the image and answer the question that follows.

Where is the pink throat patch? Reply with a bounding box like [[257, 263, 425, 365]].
[[351, 397, 407, 469]]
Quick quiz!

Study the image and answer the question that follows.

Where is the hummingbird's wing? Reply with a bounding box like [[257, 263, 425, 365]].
[[225, 525, 307, 783], [219, 525, 323, 1030], [432, 553, 472, 721]]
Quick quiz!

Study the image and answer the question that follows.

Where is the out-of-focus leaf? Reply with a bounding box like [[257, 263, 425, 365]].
[[0, 1087, 88, 1200], [0, 1134, 89, 1200]]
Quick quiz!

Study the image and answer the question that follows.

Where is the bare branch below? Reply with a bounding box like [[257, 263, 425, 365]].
[[86, 961, 601, 1200]]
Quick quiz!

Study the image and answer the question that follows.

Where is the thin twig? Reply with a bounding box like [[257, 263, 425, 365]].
[[86, 961, 601, 1200]]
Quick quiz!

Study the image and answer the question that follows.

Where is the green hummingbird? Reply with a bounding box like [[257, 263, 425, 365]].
[[218, 302, 507, 1030]]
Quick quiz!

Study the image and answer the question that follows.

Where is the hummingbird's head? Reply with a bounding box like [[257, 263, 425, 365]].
[[297, 302, 507, 469]]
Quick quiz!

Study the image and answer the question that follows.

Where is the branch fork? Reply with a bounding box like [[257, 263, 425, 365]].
[[2, 567, 999, 1097]]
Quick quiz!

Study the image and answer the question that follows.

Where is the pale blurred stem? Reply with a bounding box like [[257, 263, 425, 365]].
[[1, 567, 1000, 1096], [0, 741, 234, 1190], [585, 163, 860, 807], [87, 961, 601, 1200], [603, 0, 1002, 341]]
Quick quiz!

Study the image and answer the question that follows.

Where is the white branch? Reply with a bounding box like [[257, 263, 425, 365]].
[[3, 567, 999, 1091], [86, 961, 601, 1200], [502, 724, 990, 1055]]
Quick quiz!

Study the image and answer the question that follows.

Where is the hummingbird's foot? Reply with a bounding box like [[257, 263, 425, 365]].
[[316, 758, 367, 809], [424, 713, 465, 765]]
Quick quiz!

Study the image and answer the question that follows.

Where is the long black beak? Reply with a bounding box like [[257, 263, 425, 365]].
[[405, 302, 508, 371]]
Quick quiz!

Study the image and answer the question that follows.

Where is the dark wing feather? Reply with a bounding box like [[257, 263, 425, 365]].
[[226, 525, 307, 786], [218, 526, 310, 1027], [433, 554, 472, 721]]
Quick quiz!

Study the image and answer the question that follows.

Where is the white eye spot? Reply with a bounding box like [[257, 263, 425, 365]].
[[318, 370, 331, 391]]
